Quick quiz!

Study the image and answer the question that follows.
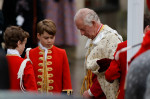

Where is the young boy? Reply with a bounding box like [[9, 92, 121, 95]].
[[4, 26, 37, 91], [26, 19, 72, 95]]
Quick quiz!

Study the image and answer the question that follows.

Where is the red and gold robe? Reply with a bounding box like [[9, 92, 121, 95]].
[[27, 45, 72, 94]]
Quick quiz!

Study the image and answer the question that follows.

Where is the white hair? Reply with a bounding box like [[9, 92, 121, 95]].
[[74, 8, 100, 26]]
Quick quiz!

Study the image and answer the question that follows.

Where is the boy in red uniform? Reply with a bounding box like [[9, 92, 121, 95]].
[[4, 26, 37, 91], [26, 19, 72, 95]]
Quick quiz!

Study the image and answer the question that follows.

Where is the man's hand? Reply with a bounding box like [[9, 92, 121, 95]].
[[83, 90, 92, 98]]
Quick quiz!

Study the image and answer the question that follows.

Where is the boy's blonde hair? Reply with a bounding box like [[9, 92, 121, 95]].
[[37, 19, 56, 36]]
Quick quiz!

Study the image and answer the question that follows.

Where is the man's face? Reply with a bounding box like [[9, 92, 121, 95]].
[[37, 31, 55, 48], [75, 19, 95, 39]]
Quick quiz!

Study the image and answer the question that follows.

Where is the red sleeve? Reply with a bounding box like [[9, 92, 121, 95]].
[[62, 50, 72, 90], [105, 60, 121, 82], [90, 74, 106, 98], [105, 41, 127, 82], [23, 62, 37, 91]]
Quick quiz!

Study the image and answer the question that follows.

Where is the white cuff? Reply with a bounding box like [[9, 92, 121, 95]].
[[88, 89, 94, 96]]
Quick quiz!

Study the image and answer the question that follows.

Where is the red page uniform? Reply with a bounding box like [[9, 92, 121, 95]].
[[6, 49, 37, 91], [27, 45, 72, 94]]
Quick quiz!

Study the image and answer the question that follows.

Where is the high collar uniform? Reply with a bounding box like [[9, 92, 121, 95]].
[[27, 45, 72, 94]]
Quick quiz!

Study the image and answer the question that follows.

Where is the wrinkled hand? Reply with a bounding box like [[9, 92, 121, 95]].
[[97, 58, 112, 73], [83, 90, 92, 98]]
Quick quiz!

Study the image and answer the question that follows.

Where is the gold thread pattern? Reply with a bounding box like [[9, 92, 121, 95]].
[[39, 57, 44, 61], [48, 74, 53, 78], [47, 61, 52, 65], [38, 63, 44, 67], [47, 56, 52, 59], [48, 80, 54, 84], [48, 86, 53, 90], [47, 67, 53, 71]]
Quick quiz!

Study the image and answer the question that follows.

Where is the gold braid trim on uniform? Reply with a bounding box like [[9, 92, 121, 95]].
[[62, 89, 73, 95], [80, 70, 93, 95]]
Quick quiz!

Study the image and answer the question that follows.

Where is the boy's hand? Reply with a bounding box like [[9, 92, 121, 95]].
[[96, 58, 112, 73]]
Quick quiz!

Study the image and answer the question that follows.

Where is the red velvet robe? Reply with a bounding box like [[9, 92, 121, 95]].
[[90, 73, 106, 99], [28, 45, 72, 94], [6, 55, 37, 91], [105, 40, 127, 99]]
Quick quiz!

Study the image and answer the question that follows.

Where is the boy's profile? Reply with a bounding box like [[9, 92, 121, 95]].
[[4, 26, 37, 91]]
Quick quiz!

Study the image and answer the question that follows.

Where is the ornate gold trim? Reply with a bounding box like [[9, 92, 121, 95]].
[[37, 75, 42, 79], [47, 56, 52, 59], [38, 63, 44, 67], [37, 81, 42, 86], [47, 61, 52, 65], [47, 67, 53, 71], [62, 89, 73, 95], [39, 51, 44, 55], [38, 69, 43, 72], [48, 74, 53, 78], [48, 86, 54, 90], [48, 50, 52, 54], [48, 80, 54, 84], [39, 57, 44, 61]]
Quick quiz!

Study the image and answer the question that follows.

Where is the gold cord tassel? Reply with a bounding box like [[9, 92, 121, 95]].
[[80, 70, 93, 95]]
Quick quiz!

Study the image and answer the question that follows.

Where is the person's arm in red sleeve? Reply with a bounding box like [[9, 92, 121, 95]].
[[23, 62, 37, 92], [105, 59, 121, 82]]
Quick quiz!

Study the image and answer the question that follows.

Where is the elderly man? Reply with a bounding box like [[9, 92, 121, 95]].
[[74, 8, 122, 99]]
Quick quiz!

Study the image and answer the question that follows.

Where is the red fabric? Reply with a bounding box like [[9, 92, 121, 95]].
[[105, 40, 127, 99], [130, 30, 150, 64], [147, 0, 150, 11], [7, 55, 37, 91], [28, 45, 72, 93], [90, 73, 106, 99]]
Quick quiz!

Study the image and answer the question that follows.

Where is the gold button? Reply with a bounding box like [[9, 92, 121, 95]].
[[39, 57, 43, 61], [48, 86, 53, 90], [49, 80, 54, 84], [37, 81, 42, 86], [47, 56, 52, 59], [38, 75, 42, 79], [48, 67, 53, 71], [48, 74, 53, 78], [38, 63, 43, 67], [47, 61, 52, 65], [38, 69, 43, 72]]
